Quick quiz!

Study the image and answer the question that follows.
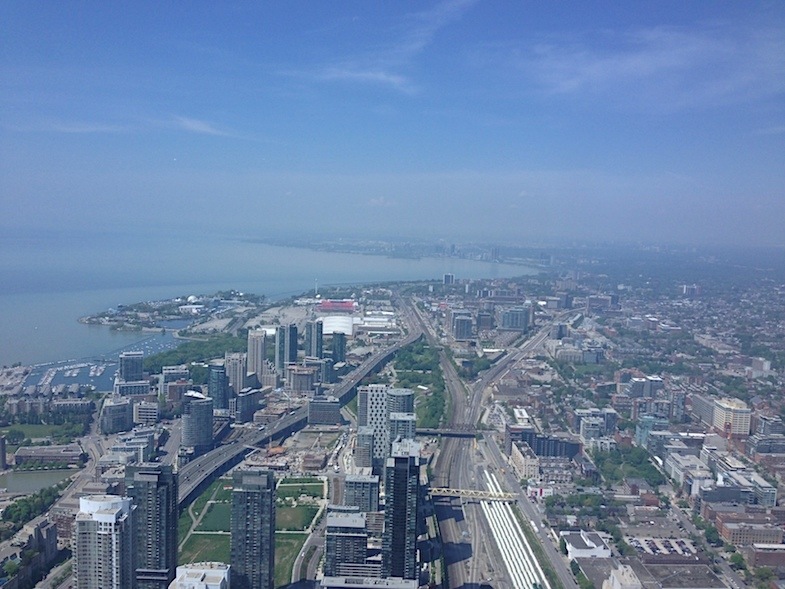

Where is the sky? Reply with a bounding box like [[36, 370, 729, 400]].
[[1, 1, 784, 246]]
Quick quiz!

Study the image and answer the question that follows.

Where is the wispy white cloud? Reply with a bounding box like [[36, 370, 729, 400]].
[[509, 20, 785, 111], [316, 68, 416, 94], [391, 0, 477, 63], [5, 115, 250, 140], [171, 116, 236, 137], [303, 0, 477, 93]]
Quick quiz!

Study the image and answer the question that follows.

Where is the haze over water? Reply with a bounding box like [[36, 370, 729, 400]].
[[0, 233, 534, 367]]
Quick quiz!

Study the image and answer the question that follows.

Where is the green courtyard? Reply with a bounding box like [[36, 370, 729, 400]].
[[178, 473, 322, 587]]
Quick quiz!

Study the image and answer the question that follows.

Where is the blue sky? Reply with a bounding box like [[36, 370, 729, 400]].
[[2, 1, 784, 246]]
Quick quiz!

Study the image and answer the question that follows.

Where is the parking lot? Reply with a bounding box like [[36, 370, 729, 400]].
[[626, 535, 698, 556]]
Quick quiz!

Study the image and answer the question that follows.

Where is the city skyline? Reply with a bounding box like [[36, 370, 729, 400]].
[[1, 2, 783, 246], [2, 250, 785, 589]]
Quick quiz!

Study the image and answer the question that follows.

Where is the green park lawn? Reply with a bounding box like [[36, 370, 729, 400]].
[[274, 534, 307, 588], [179, 533, 230, 565], [276, 483, 324, 500], [280, 476, 321, 485], [196, 502, 231, 532], [213, 482, 234, 502], [276, 504, 319, 531]]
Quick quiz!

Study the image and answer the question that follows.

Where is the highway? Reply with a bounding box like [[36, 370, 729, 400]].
[[177, 409, 306, 504], [178, 305, 424, 506]]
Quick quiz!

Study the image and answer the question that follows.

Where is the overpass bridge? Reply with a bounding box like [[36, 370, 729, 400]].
[[430, 487, 517, 502], [416, 424, 478, 438]]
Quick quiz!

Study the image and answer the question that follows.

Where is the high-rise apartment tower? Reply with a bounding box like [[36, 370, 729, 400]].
[[231, 469, 276, 589], [120, 351, 144, 382], [304, 320, 324, 359], [382, 439, 421, 580], [73, 495, 136, 589], [247, 329, 267, 379], [125, 463, 179, 589]]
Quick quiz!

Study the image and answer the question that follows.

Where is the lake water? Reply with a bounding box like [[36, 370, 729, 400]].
[[0, 232, 536, 367], [0, 469, 75, 494]]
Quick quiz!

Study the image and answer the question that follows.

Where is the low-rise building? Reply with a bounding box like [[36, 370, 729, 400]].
[[560, 531, 612, 560], [664, 454, 710, 485], [510, 441, 540, 481], [169, 562, 230, 589], [601, 564, 642, 589], [0, 519, 59, 588], [100, 396, 133, 434], [308, 396, 342, 425], [15, 443, 85, 466], [133, 400, 159, 425], [748, 544, 785, 567], [719, 523, 784, 545], [320, 577, 417, 589]]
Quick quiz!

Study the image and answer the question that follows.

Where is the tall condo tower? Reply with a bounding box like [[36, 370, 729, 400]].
[[73, 495, 136, 589], [120, 351, 144, 382], [357, 384, 389, 466], [324, 511, 368, 577], [304, 320, 324, 359], [275, 326, 286, 375], [332, 332, 347, 363], [181, 392, 214, 454], [224, 352, 247, 395], [208, 363, 229, 410], [231, 469, 276, 589], [285, 323, 298, 364], [125, 463, 179, 589], [387, 388, 415, 414], [247, 329, 267, 379], [382, 439, 421, 580]]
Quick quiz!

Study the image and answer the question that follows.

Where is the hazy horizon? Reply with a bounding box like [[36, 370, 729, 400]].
[[2, 2, 784, 246]]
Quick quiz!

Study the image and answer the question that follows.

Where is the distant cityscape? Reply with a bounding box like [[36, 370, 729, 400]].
[[0, 246, 784, 589]]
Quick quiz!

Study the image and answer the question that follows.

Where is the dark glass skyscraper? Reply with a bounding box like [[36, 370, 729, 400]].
[[231, 469, 276, 589], [304, 320, 323, 359], [119, 351, 144, 382], [285, 323, 298, 364], [208, 364, 229, 409], [275, 326, 286, 375], [382, 439, 420, 580], [125, 463, 178, 589], [332, 332, 347, 363]]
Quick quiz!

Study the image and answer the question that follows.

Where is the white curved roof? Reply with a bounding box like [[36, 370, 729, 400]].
[[319, 315, 354, 336]]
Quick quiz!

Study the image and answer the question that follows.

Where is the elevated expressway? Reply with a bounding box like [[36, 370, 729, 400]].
[[178, 313, 423, 507]]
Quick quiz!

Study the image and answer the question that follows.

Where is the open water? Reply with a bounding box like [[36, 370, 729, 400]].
[[0, 232, 535, 368], [0, 469, 75, 494]]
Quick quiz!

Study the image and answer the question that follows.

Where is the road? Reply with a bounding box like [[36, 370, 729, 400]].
[[178, 320, 424, 506], [411, 297, 579, 589], [482, 432, 578, 589], [178, 410, 307, 504], [669, 502, 746, 589], [292, 515, 327, 584]]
